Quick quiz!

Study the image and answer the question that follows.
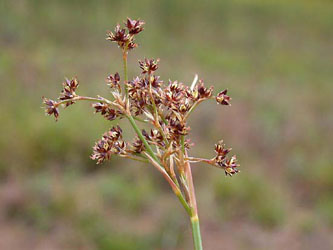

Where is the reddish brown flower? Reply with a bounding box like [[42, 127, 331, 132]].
[[59, 77, 79, 106], [214, 140, 231, 161], [224, 155, 240, 176], [139, 58, 159, 74], [196, 80, 213, 99], [128, 136, 145, 153], [43, 97, 59, 121], [106, 24, 130, 49], [91, 126, 125, 164], [125, 18, 145, 35], [150, 75, 163, 88], [92, 102, 120, 121], [106, 72, 121, 90], [216, 89, 231, 106]]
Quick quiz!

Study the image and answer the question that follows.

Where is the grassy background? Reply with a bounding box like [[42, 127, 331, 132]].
[[1, 0, 333, 249]]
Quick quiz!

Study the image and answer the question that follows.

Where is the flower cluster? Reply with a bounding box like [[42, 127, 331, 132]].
[[42, 18, 241, 248], [42, 77, 80, 121], [43, 18, 239, 179], [43, 98, 59, 121], [214, 140, 239, 176], [91, 126, 126, 164], [106, 18, 144, 50]]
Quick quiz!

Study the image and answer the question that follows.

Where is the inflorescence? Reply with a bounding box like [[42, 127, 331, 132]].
[[43, 17, 239, 180]]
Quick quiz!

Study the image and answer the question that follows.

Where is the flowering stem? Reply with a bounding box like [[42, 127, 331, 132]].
[[191, 215, 203, 250], [56, 96, 122, 110], [144, 152, 191, 215], [123, 50, 128, 97], [120, 155, 149, 163], [126, 114, 160, 163], [184, 151, 203, 250]]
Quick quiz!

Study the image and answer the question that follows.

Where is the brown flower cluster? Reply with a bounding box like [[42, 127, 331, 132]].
[[43, 17, 240, 185], [106, 18, 144, 50], [42, 77, 80, 121], [42, 18, 241, 248], [214, 140, 239, 176], [91, 126, 126, 164]]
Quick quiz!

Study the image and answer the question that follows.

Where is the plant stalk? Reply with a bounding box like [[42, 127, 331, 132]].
[[185, 150, 203, 250], [191, 215, 203, 250], [123, 49, 128, 97]]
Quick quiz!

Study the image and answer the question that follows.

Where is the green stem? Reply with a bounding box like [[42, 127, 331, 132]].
[[126, 114, 159, 163], [190, 215, 203, 250], [123, 50, 128, 97]]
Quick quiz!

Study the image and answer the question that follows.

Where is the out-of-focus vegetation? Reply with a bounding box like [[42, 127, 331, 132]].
[[0, 0, 332, 249]]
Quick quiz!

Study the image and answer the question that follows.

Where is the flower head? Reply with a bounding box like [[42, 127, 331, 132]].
[[196, 80, 213, 99], [216, 89, 231, 106], [59, 77, 79, 106], [224, 155, 240, 176], [43, 97, 59, 121], [106, 72, 121, 90], [92, 102, 121, 121], [91, 126, 125, 164], [125, 18, 145, 35], [213, 140, 239, 176], [106, 24, 130, 49], [139, 58, 159, 74]]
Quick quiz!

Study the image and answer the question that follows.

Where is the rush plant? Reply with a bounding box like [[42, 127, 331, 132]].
[[43, 18, 239, 250]]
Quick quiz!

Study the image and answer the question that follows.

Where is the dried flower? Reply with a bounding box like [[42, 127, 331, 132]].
[[125, 18, 145, 35], [196, 80, 213, 99], [213, 140, 239, 176], [224, 156, 240, 176], [139, 58, 159, 74], [106, 24, 129, 49], [129, 136, 145, 153], [59, 77, 79, 106], [91, 126, 125, 164], [106, 72, 121, 90], [43, 97, 59, 121], [216, 89, 231, 106], [92, 102, 121, 121]]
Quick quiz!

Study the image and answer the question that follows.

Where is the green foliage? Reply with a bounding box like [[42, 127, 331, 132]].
[[214, 174, 286, 228]]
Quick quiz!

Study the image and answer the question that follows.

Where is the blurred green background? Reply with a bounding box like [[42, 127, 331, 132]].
[[1, 0, 333, 249]]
